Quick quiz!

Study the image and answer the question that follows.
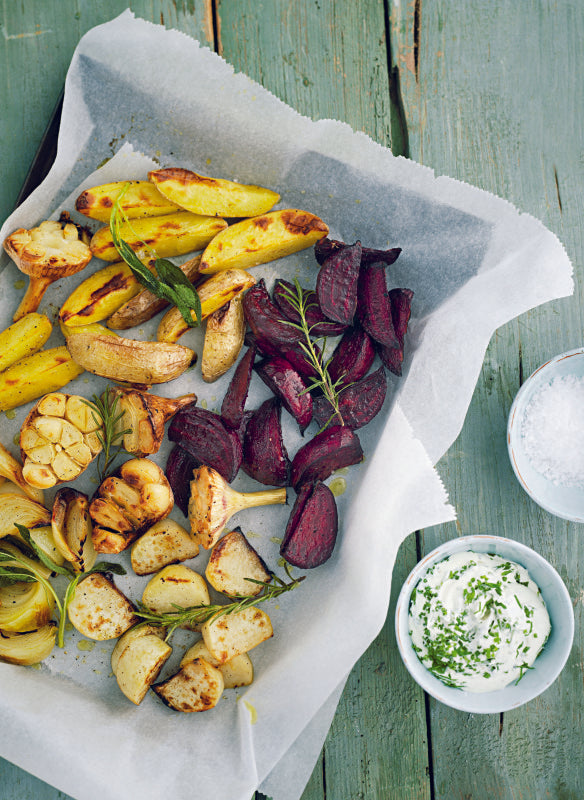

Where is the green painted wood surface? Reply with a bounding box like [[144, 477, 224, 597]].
[[1, 1, 584, 799]]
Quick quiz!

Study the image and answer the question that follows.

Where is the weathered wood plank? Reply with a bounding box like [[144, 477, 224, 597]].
[[392, 0, 584, 797]]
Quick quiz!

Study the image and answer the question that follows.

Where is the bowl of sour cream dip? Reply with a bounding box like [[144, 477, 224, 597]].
[[395, 535, 573, 713]]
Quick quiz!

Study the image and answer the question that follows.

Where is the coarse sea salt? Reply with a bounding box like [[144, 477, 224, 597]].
[[522, 374, 584, 487]]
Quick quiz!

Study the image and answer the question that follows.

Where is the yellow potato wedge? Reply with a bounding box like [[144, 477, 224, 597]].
[[148, 167, 280, 218], [111, 622, 167, 676], [180, 639, 253, 689], [59, 262, 142, 327], [199, 209, 329, 273], [153, 657, 224, 712], [115, 633, 172, 705], [0, 312, 52, 373], [0, 580, 54, 633], [75, 180, 181, 222], [0, 493, 50, 538], [65, 330, 195, 385], [141, 564, 210, 629], [201, 295, 245, 383], [201, 607, 273, 664], [0, 347, 84, 413], [0, 624, 57, 665], [205, 529, 272, 597], [157, 268, 255, 344], [90, 212, 227, 262], [131, 519, 199, 576], [67, 573, 137, 640]]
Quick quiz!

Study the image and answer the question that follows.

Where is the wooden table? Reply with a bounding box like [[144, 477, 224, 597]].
[[1, 2, 583, 798]]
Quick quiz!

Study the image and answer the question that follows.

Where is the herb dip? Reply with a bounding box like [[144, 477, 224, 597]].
[[408, 551, 551, 693]]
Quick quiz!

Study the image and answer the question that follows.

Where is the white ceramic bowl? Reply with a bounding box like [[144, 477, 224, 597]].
[[395, 535, 573, 713], [507, 347, 584, 522]]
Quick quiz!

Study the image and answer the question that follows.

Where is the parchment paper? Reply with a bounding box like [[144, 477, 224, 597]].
[[0, 11, 573, 800]]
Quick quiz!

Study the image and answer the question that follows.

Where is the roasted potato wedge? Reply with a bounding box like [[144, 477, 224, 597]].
[[111, 622, 167, 675], [115, 633, 172, 705], [67, 573, 136, 640], [205, 529, 271, 597], [153, 657, 224, 712], [131, 519, 199, 576], [75, 180, 181, 222], [51, 488, 96, 572], [201, 607, 273, 664], [0, 347, 84, 413], [0, 624, 57, 665], [148, 168, 280, 218], [0, 580, 55, 633], [0, 493, 50, 538], [59, 262, 142, 327], [180, 639, 253, 688], [0, 312, 52, 373], [141, 564, 210, 628], [199, 209, 329, 273], [201, 296, 246, 383], [90, 212, 227, 262]]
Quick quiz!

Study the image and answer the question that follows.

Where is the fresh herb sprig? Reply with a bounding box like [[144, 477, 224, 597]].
[[135, 562, 304, 642], [110, 184, 202, 328], [277, 279, 347, 428], [82, 387, 131, 482], [7, 525, 125, 648]]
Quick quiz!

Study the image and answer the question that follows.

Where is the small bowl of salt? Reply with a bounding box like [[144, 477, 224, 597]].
[[508, 347, 584, 521]]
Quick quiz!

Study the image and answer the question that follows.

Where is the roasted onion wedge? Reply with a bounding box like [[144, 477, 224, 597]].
[[0, 624, 57, 665]]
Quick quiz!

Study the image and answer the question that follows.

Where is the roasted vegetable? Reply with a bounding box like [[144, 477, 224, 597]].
[[65, 329, 195, 385], [141, 564, 210, 626], [0, 312, 52, 373], [0, 347, 84, 413], [59, 261, 143, 327], [316, 240, 362, 325], [377, 288, 414, 376], [327, 326, 376, 387], [273, 280, 347, 336], [89, 458, 174, 553], [312, 366, 387, 430], [0, 580, 55, 633], [243, 279, 304, 348], [168, 406, 243, 483], [356, 261, 399, 348], [315, 237, 401, 267], [112, 388, 196, 457], [205, 528, 271, 597], [156, 268, 255, 344], [242, 398, 291, 486], [20, 392, 103, 489], [75, 180, 181, 222], [180, 640, 253, 688], [199, 209, 329, 273], [188, 465, 287, 549], [131, 519, 199, 576], [111, 622, 167, 675], [201, 296, 246, 383], [201, 607, 273, 663], [165, 445, 200, 516], [89, 211, 227, 262], [0, 493, 50, 538], [115, 631, 172, 705], [0, 624, 57, 665], [256, 356, 313, 434], [290, 425, 363, 489], [153, 657, 224, 712], [5, 220, 92, 320], [27, 525, 65, 567], [148, 168, 280, 218], [280, 481, 338, 568], [0, 440, 44, 503], [51, 488, 96, 572], [220, 345, 256, 430], [67, 573, 137, 640]]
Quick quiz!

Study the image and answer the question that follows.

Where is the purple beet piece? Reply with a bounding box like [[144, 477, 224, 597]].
[[312, 366, 387, 430], [378, 288, 414, 377], [243, 279, 303, 348], [316, 241, 362, 325], [357, 261, 399, 348], [221, 346, 256, 430], [280, 481, 338, 568], [168, 405, 242, 483], [315, 237, 401, 267], [377, 344, 403, 376], [165, 445, 200, 517], [256, 356, 313, 434], [290, 425, 363, 489], [328, 326, 376, 387], [248, 332, 323, 383], [242, 398, 291, 486], [273, 279, 347, 336]]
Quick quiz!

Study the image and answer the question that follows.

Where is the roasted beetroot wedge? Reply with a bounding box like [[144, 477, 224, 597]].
[[243, 279, 303, 348], [256, 356, 313, 434], [248, 332, 322, 383], [328, 326, 376, 387], [316, 241, 362, 325], [315, 237, 401, 267], [166, 445, 200, 516], [313, 366, 387, 430], [378, 288, 414, 377], [243, 398, 291, 486], [357, 261, 399, 348], [280, 481, 338, 568], [290, 425, 363, 488], [273, 280, 347, 336], [168, 406, 242, 483], [221, 346, 256, 430]]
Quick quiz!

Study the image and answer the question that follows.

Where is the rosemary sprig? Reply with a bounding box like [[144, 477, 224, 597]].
[[277, 279, 346, 428], [110, 184, 202, 328], [135, 562, 305, 642], [82, 387, 131, 482]]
